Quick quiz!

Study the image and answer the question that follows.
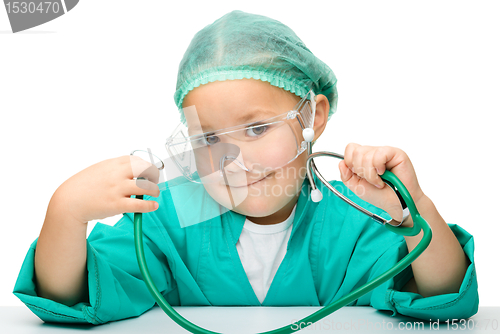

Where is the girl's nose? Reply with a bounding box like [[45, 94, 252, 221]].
[[220, 155, 249, 174]]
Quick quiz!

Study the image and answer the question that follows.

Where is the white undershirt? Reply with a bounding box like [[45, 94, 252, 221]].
[[236, 205, 296, 304]]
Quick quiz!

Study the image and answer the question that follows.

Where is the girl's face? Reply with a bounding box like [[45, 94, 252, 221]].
[[182, 78, 328, 224]]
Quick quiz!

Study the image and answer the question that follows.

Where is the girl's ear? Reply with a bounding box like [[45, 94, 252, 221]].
[[312, 94, 330, 142]]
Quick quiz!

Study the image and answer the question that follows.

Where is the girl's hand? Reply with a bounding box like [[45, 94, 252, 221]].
[[338, 143, 425, 220], [52, 155, 161, 224]]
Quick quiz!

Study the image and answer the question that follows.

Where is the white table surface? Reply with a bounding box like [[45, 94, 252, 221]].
[[2, 306, 499, 333]]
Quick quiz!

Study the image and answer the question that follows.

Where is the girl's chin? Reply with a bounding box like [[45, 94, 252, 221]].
[[203, 175, 304, 217], [231, 196, 287, 218]]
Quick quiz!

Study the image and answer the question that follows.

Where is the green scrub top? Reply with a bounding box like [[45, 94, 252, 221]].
[[13, 178, 479, 325]]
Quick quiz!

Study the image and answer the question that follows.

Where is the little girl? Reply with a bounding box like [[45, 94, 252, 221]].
[[14, 10, 478, 325]]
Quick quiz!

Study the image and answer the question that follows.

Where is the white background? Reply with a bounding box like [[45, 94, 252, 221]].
[[1, 0, 498, 307]]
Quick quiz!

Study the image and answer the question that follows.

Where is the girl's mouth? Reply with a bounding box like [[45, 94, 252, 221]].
[[230, 173, 272, 188]]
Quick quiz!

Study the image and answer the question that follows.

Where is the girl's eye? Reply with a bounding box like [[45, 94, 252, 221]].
[[246, 125, 267, 137], [204, 135, 220, 145]]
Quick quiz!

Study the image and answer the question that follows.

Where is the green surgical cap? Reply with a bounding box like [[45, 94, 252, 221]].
[[174, 10, 338, 124]]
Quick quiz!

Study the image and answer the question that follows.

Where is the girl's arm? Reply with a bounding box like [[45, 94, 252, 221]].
[[34, 190, 89, 306], [34, 155, 160, 307], [339, 143, 470, 298], [398, 194, 470, 297]]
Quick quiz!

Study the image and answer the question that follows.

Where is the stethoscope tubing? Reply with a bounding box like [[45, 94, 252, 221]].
[[132, 149, 432, 333]]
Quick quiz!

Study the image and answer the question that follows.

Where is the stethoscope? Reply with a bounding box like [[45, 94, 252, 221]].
[[306, 149, 410, 227], [130, 145, 432, 334]]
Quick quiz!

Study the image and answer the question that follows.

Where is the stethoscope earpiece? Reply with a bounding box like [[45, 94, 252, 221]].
[[311, 189, 323, 202], [303, 128, 315, 142]]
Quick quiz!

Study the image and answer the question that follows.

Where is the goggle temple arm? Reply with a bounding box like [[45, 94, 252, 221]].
[[301, 89, 316, 143]]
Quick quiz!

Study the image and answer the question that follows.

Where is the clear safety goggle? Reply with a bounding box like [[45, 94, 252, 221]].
[[165, 89, 317, 187]]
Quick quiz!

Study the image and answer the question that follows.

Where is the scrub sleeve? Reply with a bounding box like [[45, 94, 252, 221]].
[[368, 224, 479, 321], [12, 213, 176, 324]]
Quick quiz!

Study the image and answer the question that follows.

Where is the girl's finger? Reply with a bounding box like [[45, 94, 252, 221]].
[[362, 150, 385, 189], [338, 160, 353, 182], [339, 160, 364, 193], [373, 146, 401, 173], [119, 197, 159, 213], [343, 143, 360, 170], [351, 145, 372, 177], [126, 155, 160, 184], [123, 179, 160, 198]]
